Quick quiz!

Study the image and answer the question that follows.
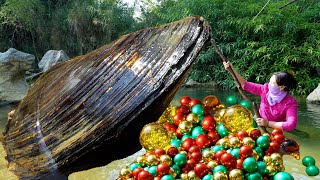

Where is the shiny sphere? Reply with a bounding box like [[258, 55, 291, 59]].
[[257, 161, 267, 175], [147, 166, 157, 177], [170, 139, 182, 148], [254, 147, 264, 158], [202, 174, 214, 180], [140, 123, 171, 152], [231, 148, 240, 159], [207, 131, 221, 144], [223, 105, 252, 133], [202, 95, 222, 110], [192, 104, 205, 116], [160, 155, 172, 166], [189, 98, 202, 108], [239, 100, 251, 109], [217, 123, 229, 137], [240, 145, 253, 159], [229, 137, 241, 148], [187, 170, 199, 179], [182, 138, 195, 151], [243, 157, 257, 172], [157, 163, 171, 177], [220, 153, 236, 169], [226, 95, 238, 105], [207, 160, 218, 169], [217, 138, 230, 149], [213, 165, 228, 174], [171, 164, 181, 176], [256, 135, 270, 149], [120, 168, 131, 176], [271, 153, 282, 162], [211, 145, 223, 153], [161, 174, 174, 180], [306, 165, 320, 176], [202, 115, 216, 132], [194, 163, 210, 178], [173, 153, 187, 167], [273, 171, 294, 180], [229, 169, 244, 180], [180, 96, 191, 106], [249, 129, 262, 140], [147, 155, 159, 166], [138, 170, 153, 180], [246, 172, 262, 180], [186, 113, 200, 124], [129, 163, 141, 171], [179, 121, 193, 134], [192, 126, 206, 139], [302, 156, 316, 167], [196, 134, 212, 149], [242, 137, 255, 148], [213, 171, 228, 180], [214, 108, 226, 123]]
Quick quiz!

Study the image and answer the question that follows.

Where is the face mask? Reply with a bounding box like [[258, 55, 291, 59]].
[[268, 83, 283, 95]]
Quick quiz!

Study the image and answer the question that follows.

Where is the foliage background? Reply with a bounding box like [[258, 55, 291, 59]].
[[0, 0, 319, 96]]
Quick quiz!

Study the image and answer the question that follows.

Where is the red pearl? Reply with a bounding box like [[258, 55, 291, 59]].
[[189, 151, 202, 162], [173, 112, 186, 126], [271, 128, 283, 136], [163, 123, 177, 134], [196, 134, 212, 149], [182, 138, 196, 151], [215, 150, 227, 161], [175, 128, 183, 139], [239, 145, 253, 159], [180, 96, 191, 106], [220, 153, 236, 169], [189, 145, 201, 153], [167, 147, 179, 158], [194, 163, 210, 178], [202, 115, 216, 132], [189, 98, 201, 107], [187, 159, 197, 168], [236, 158, 244, 170], [237, 131, 249, 140], [154, 148, 166, 158], [138, 170, 153, 180], [273, 134, 285, 144], [156, 163, 170, 177], [176, 105, 190, 115], [133, 168, 144, 179], [269, 141, 281, 152], [207, 131, 220, 144], [250, 129, 262, 140]]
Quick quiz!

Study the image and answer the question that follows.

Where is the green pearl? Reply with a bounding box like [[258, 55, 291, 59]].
[[243, 157, 257, 172], [302, 156, 316, 166], [226, 95, 238, 105], [306, 165, 320, 176], [213, 165, 227, 174], [192, 126, 206, 138], [174, 153, 187, 167], [192, 104, 205, 116], [273, 172, 294, 180]]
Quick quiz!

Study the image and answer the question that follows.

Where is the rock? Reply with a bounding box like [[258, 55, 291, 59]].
[[307, 83, 320, 104], [184, 79, 217, 88], [38, 50, 69, 72], [0, 48, 35, 104]]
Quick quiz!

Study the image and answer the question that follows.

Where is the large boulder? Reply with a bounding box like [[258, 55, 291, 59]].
[[0, 48, 35, 104], [38, 50, 69, 72], [307, 83, 320, 104]]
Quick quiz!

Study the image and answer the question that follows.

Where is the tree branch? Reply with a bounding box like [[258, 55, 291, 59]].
[[279, 0, 298, 9]]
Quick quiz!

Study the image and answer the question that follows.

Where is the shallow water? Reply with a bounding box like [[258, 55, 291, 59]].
[[0, 87, 319, 179]]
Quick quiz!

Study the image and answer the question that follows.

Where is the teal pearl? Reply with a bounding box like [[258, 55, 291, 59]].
[[273, 172, 294, 180], [302, 156, 316, 166], [257, 161, 267, 175], [243, 157, 257, 172], [148, 165, 157, 177], [226, 148, 232, 154], [174, 153, 187, 167], [129, 163, 141, 171], [247, 172, 262, 180], [254, 147, 264, 158], [231, 148, 240, 159], [240, 100, 251, 109], [181, 134, 193, 141], [213, 165, 228, 174], [256, 136, 270, 149], [161, 174, 174, 180], [192, 104, 205, 116], [192, 126, 206, 138], [170, 138, 182, 147], [217, 123, 229, 137], [211, 145, 223, 153], [202, 147, 210, 153], [226, 95, 238, 105], [171, 164, 181, 175], [202, 174, 213, 180], [306, 165, 320, 176]]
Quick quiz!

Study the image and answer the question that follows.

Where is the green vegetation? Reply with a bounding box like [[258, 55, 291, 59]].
[[1, 0, 319, 96]]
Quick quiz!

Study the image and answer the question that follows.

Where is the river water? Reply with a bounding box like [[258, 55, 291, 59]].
[[0, 87, 319, 179]]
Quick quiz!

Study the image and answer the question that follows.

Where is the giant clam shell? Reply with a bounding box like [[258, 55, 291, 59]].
[[2, 16, 211, 179]]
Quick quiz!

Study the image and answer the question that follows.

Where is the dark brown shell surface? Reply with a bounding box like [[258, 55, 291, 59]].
[[2, 16, 211, 179]]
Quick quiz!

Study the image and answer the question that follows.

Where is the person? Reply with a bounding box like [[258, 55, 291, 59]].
[[223, 61, 298, 131]]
